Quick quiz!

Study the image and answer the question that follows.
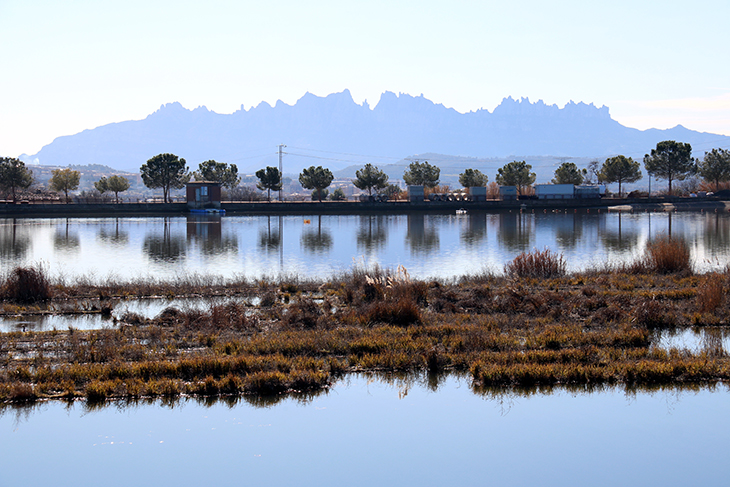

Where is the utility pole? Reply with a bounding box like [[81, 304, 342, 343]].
[[278, 144, 286, 201]]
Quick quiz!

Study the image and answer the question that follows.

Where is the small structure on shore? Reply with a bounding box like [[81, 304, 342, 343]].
[[468, 186, 487, 202], [407, 185, 424, 202], [186, 181, 222, 209], [499, 186, 518, 200]]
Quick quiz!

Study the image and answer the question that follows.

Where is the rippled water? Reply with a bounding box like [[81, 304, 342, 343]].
[[2, 375, 728, 487], [1, 210, 729, 281]]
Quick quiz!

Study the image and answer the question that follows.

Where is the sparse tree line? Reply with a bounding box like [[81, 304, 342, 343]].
[[1, 140, 728, 203]]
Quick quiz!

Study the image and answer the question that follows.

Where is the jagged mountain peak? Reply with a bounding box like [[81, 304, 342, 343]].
[[27, 90, 730, 174]]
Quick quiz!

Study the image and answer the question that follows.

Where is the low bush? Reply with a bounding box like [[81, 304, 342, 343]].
[[696, 273, 724, 312], [644, 236, 691, 274], [2, 265, 52, 303], [505, 249, 566, 279]]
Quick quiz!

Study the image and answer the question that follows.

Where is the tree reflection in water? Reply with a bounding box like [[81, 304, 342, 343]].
[[0, 219, 30, 259], [406, 214, 439, 254], [356, 215, 388, 254], [258, 216, 282, 253], [550, 212, 585, 250], [702, 212, 730, 254], [97, 218, 129, 246], [601, 212, 639, 252], [301, 215, 332, 254], [143, 218, 186, 262], [54, 218, 80, 253], [498, 211, 533, 252], [460, 212, 487, 247]]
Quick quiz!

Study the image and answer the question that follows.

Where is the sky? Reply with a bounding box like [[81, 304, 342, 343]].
[[2, 0, 729, 158]]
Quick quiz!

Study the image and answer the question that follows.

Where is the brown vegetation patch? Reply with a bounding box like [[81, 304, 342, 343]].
[[2, 257, 730, 406]]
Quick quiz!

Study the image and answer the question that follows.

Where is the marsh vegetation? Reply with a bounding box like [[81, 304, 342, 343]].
[[1, 237, 729, 407]]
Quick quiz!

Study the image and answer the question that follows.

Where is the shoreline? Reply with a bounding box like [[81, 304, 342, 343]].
[[1, 196, 728, 217]]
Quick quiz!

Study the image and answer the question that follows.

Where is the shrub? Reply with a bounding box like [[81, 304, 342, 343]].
[[504, 248, 566, 279], [362, 299, 421, 326], [283, 297, 322, 329], [2, 265, 52, 303], [697, 273, 724, 312], [644, 236, 691, 274]]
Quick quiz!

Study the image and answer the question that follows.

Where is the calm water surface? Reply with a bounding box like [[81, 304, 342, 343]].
[[3, 212, 730, 486], [2, 375, 728, 487], [2, 211, 729, 281]]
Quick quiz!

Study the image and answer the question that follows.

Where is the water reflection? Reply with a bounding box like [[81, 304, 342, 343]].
[[54, 219, 80, 253], [550, 213, 585, 249], [406, 214, 439, 254], [143, 218, 186, 262], [702, 212, 730, 250], [1, 212, 729, 280], [186, 216, 238, 256], [498, 212, 533, 252], [97, 218, 129, 246], [258, 216, 282, 253], [460, 212, 487, 246], [301, 216, 332, 254], [0, 219, 30, 259], [3, 374, 729, 487], [601, 212, 640, 252], [356, 215, 388, 254]]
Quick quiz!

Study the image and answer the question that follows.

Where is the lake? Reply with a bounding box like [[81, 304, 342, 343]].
[[2, 210, 730, 486], [2, 375, 728, 487], [1, 210, 729, 282]]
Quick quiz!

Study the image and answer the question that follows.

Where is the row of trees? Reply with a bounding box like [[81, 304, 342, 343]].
[[2, 140, 728, 203], [501, 141, 730, 196], [134, 144, 730, 201], [0, 157, 89, 203]]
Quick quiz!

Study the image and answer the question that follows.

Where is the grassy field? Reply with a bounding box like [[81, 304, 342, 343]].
[[1, 236, 729, 407]]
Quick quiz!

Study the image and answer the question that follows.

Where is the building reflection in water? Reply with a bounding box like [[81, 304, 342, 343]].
[[497, 211, 533, 252], [550, 212, 585, 250], [406, 213, 439, 254], [301, 215, 332, 254], [460, 212, 487, 246], [186, 216, 238, 256], [143, 217, 186, 263]]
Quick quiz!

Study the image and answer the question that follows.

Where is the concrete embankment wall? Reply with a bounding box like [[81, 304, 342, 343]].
[[0, 196, 725, 218]]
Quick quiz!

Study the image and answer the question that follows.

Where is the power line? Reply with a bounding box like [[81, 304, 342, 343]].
[[286, 146, 402, 161]]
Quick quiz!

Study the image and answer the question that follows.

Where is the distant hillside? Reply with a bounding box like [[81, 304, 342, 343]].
[[23, 91, 730, 184], [27, 164, 142, 193]]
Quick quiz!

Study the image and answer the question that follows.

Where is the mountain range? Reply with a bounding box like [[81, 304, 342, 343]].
[[23, 90, 730, 185]]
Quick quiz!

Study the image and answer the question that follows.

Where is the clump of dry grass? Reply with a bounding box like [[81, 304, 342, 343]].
[[1, 265, 52, 303], [504, 249, 566, 279], [644, 235, 692, 274], [696, 273, 724, 312]]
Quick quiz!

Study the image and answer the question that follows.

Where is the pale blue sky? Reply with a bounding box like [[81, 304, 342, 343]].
[[2, 0, 729, 157]]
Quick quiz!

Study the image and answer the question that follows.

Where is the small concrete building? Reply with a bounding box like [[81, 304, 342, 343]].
[[468, 186, 487, 202], [574, 185, 603, 199], [407, 185, 424, 202], [534, 184, 575, 199], [186, 181, 222, 209], [499, 186, 518, 200]]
